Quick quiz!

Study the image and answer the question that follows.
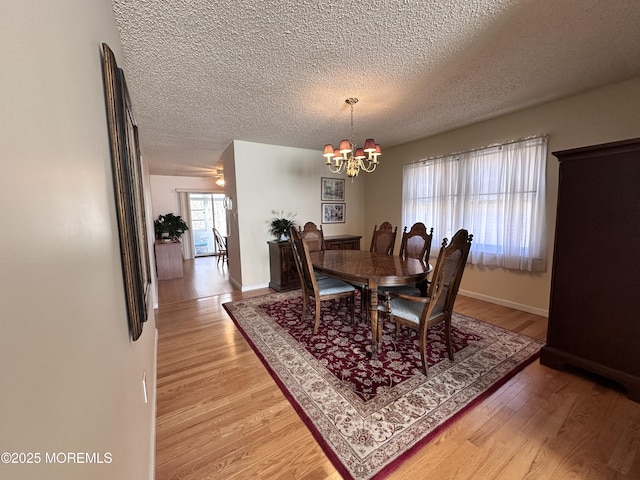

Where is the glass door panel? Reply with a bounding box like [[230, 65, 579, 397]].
[[189, 193, 227, 257], [189, 193, 214, 256]]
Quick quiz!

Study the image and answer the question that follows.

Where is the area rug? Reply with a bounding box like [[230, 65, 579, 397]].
[[223, 291, 543, 480]]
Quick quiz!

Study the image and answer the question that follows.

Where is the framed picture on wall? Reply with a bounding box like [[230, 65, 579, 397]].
[[321, 177, 345, 201], [101, 43, 151, 341], [322, 203, 345, 224]]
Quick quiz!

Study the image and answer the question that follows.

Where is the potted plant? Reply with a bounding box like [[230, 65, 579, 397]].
[[154, 213, 189, 241], [268, 210, 296, 241]]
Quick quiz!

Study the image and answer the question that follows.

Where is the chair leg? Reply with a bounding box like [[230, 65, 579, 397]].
[[313, 297, 322, 334], [419, 324, 429, 377], [420, 351, 429, 377], [301, 293, 308, 323], [445, 316, 454, 361], [385, 295, 400, 338], [349, 293, 355, 324]]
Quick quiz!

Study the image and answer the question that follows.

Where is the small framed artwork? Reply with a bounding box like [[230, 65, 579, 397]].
[[321, 177, 345, 201], [322, 203, 346, 224]]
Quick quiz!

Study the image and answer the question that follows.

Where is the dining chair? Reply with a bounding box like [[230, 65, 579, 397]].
[[289, 227, 355, 334], [212, 227, 228, 264], [369, 221, 398, 254], [298, 221, 325, 252], [355, 221, 399, 316], [379, 228, 473, 376], [399, 223, 434, 262], [381, 223, 434, 297], [299, 221, 328, 280]]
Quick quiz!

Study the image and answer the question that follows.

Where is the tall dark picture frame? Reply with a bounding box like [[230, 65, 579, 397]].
[[101, 43, 151, 341]]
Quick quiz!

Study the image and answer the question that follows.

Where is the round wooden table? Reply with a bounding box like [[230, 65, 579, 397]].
[[309, 250, 431, 358]]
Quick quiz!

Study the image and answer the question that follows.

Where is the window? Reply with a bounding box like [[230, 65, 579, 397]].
[[402, 135, 547, 272]]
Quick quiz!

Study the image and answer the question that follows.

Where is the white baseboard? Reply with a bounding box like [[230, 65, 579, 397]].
[[241, 282, 270, 292], [228, 274, 270, 292], [229, 277, 242, 290], [459, 289, 548, 317]]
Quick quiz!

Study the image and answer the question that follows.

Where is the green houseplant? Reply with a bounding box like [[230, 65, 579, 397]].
[[268, 210, 296, 241], [154, 213, 189, 241]]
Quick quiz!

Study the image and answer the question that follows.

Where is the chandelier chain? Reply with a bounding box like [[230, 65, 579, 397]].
[[350, 102, 354, 146]]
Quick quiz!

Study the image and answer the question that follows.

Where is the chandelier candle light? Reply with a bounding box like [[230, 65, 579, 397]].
[[323, 98, 381, 178]]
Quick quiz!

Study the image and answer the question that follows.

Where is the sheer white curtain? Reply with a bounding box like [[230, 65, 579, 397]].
[[403, 135, 547, 272], [178, 191, 194, 260]]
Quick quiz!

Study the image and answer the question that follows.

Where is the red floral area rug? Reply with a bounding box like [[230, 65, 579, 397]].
[[223, 291, 543, 480]]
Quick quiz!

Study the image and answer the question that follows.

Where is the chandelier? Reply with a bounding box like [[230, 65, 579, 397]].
[[323, 98, 381, 178]]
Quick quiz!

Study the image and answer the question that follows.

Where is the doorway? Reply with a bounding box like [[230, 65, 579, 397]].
[[188, 193, 227, 257]]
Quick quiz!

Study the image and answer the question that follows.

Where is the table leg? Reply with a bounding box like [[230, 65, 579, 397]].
[[369, 280, 379, 359]]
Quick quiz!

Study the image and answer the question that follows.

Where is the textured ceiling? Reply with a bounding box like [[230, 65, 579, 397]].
[[111, 0, 640, 177]]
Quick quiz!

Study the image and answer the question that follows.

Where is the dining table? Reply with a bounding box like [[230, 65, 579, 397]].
[[309, 249, 432, 359]]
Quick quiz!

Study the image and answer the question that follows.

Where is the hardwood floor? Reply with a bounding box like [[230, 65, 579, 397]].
[[156, 255, 236, 306], [154, 262, 640, 479]]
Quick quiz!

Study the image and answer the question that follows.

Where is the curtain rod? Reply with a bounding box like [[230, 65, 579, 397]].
[[175, 188, 220, 193], [404, 133, 548, 166]]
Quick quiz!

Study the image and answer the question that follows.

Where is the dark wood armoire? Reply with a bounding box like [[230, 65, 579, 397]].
[[540, 137, 640, 402]]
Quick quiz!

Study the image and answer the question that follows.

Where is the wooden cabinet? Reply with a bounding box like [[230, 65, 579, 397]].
[[268, 235, 362, 292], [324, 235, 362, 250], [540, 138, 640, 402], [155, 240, 184, 280]]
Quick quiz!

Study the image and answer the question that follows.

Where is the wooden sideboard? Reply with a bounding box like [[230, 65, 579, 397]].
[[268, 234, 362, 291], [155, 240, 184, 280], [324, 234, 362, 250], [540, 138, 640, 402], [268, 241, 298, 291]]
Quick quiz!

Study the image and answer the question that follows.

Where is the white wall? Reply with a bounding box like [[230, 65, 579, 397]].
[[365, 76, 640, 315], [149, 174, 220, 219], [0, 2, 155, 479], [229, 140, 366, 289]]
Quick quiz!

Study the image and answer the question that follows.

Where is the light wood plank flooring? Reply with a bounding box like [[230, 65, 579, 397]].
[[157, 255, 236, 306], [154, 259, 640, 479]]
